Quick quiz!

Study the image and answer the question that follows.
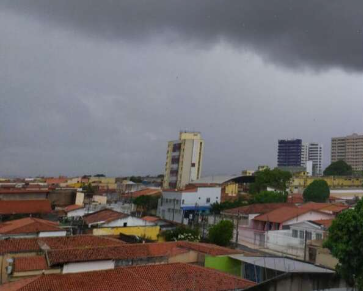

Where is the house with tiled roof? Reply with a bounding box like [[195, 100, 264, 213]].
[[63, 204, 86, 218], [83, 209, 160, 240], [0, 217, 66, 239], [0, 199, 52, 221], [0, 235, 125, 284], [0, 263, 256, 291]]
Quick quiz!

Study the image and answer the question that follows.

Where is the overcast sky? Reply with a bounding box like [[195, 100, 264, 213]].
[[1, 0, 362, 178]]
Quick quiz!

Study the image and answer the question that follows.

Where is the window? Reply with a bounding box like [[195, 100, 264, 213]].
[[206, 197, 210, 203], [123, 222, 127, 227], [299, 230, 305, 239], [306, 231, 312, 240], [292, 230, 298, 238], [182, 199, 185, 204], [316, 233, 323, 240]]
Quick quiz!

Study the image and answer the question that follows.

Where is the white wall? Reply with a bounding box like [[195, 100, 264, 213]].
[[63, 260, 115, 274], [67, 208, 86, 218], [181, 187, 221, 207], [39, 231, 67, 238], [283, 211, 334, 226], [101, 216, 155, 227]]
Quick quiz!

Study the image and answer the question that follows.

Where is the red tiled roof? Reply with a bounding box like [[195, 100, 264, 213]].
[[83, 209, 128, 225], [0, 217, 63, 234], [253, 206, 330, 224], [299, 202, 348, 214], [0, 189, 49, 194], [0, 235, 125, 255], [14, 256, 48, 272], [64, 204, 83, 213], [0, 263, 255, 291], [46, 241, 241, 265], [311, 219, 334, 229], [131, 189, 161, 198], [141, 216, 160, 222], [0, 200, 52, 215], [222, 203, 295, 216]]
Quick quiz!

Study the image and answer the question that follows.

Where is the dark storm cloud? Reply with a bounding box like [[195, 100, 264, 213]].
[[1, 0, 363, 71]]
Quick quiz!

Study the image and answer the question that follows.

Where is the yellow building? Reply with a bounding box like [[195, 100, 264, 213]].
[[93, 226, 160, 241], [163, 132, 204, 189], [289, 175, 363, 192]]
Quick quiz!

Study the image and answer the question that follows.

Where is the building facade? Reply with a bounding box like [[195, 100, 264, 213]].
[[278, 140, 323, 176], [163, 132, 204, 189], [278, 139, 303, 167], [331, 133, 363, 171]]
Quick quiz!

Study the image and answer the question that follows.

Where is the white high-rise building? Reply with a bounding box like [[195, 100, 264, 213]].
[[301, 142, 323, 176]]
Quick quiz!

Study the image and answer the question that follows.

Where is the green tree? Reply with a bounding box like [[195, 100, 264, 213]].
[[208, 220, 234, 246], [209, 197, 247, 215], [81, 183, 96, 195], [133, 195, 160, 214], [162, 226, 200, 242], [250, 191, 287, 204], [324, 199, 363, 289], [130, 176, 143, 183], [250, 168, 292, 194], [303, 180, 330, 203], [324, 160, 353, 176]]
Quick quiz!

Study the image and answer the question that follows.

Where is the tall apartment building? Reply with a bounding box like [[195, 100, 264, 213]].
[[278, 139, 303, 167], [163, 132, 204, 189], [307, 143, 323, 176], [278, 139, 323, 175], [331, 133, 363, 171]]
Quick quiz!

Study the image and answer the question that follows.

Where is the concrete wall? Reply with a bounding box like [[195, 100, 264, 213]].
[[39, 231, 67, 238], [67, 208, 86, 218], [63, 260, 115, 274], [48, 190, 76, 207], [104, 216, 155, 228], [93, 225, 160, 241], [0, 193, 47, 201], [168, 251, 198, 264]]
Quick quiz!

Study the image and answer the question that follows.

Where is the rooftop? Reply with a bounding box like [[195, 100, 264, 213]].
[[64, 204, 84, 213], [14, 256, 49, 272], [0, 217, 63, 235], [83, 209, 129, 225], [192, 175, 243, 185], [253, 206, 329, 224], [0, 263, 255, 291], [222, 203, 294, 216], [299, 202, 348, 214], [0, 235, 125, 255], [0, 199, 52, 215]]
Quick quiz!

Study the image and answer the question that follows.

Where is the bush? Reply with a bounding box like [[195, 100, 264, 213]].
[[161, 226, 200, 242], [208, 220, 234, 246], [303, 180, 330, 203]]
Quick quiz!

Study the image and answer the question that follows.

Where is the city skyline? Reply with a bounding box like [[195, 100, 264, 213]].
[[1, 1, 363, 177]]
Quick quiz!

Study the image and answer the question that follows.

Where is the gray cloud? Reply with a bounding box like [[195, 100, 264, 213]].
[[1, 0, 363, 72], [0, 2, 362, 178]]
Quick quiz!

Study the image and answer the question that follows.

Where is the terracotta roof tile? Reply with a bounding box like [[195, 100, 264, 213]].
[[0, 217, 63, 235], [0, 235, 124, 255], [14, 256, 48, 272], [287, 193, 304, 204], [299, 202, 348, 214], [0, 200, 51, 215], [0, 263, 255, 291], [131, 189, 161, 198], [83, 209, 128, 225], [222, 203, 295, 216], [46, 241, 241, 265], [141, 216, 160, 222], [64, 204, 83, 213], [311, 219, 334, 229], [253, 206, 331, 224]]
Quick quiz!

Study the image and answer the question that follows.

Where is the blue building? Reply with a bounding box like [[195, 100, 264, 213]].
[[277, 139, 302, 167]]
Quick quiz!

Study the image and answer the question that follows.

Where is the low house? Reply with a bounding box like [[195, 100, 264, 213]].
[[83, 209, 159, 240], [0, 263, 256, 291], [237, 205, 335, 253], [0, 200, 52, 221], [63, 205, 86, 219], [0, 235, 125, 284], [0, 217, 67, 239]]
